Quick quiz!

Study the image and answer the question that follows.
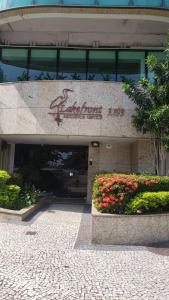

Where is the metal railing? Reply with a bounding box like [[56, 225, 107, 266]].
[[0, 0, 169, 10]]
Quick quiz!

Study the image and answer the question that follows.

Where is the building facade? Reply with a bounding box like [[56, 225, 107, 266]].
[[0, 1, 169, 202]]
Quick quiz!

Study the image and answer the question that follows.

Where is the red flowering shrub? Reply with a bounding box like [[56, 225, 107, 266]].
[[93, 173, 169, 214]]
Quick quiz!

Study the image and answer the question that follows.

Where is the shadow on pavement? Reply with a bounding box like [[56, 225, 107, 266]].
[[146, 242, 169, 256]]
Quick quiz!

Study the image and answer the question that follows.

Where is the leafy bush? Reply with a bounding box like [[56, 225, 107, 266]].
[[0, 170, 41, 210], [93, 173, 169, 214], [0, 185, 21, 209], [0, 170, 10, 186], [0, 190, 9, 207], [125, 192, 169, 214], [16, 184, 40, 210]]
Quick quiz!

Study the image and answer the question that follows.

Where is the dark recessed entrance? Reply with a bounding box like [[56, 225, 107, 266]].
[[14, 144, 88, 199]]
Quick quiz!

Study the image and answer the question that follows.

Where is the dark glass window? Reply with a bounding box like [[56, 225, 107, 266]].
[[117, 51, 145, 81], [0, 47, 164, 83], [0, 48, 28, 82], [88, 50, 116, 81], [59, 50, 86, 80], [29, 49, 57, 80]]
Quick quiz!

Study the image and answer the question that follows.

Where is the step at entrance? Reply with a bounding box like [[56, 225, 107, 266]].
[[50, 197, 86, 205]]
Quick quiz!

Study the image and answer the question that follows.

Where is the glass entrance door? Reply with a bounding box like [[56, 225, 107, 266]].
[[14, 145, 88, 198]]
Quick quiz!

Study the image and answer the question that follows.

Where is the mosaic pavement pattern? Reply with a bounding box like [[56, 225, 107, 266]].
[[0, 204, 169, 300]]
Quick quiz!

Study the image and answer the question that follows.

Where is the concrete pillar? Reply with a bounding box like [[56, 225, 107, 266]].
[[87, 144, 100, 204], [131, 140, 155, 174], [8, 144, 15, 173], [0, 141, 15, 172], [131, 142, 138, 173]]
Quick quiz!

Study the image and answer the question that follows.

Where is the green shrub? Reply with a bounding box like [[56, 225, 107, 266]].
[[0, 185, 20, 209], [0, 190, 9, 207], [0, 170, 10, 186], [0, 169, 41, 210], [125, 191, 169, 214], [7, 185, 21, 201], [93, 173, 169, 214], [15, 184, 40, 210]]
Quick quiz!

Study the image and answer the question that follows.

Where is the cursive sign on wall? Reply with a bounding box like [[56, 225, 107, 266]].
[[49, 88, 126, 126], [49, 89, 103, 126]]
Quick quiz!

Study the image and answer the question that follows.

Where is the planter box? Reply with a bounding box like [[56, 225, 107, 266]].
[[0, 197, 48, 222], [92, 205, 169, 245]]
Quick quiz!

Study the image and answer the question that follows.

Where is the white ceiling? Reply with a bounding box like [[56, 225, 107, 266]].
[[0, 18, 168, 33], [0, 18, 167, 47]]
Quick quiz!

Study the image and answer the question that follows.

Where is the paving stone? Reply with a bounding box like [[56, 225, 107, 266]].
[[0, 203, 169, 299]]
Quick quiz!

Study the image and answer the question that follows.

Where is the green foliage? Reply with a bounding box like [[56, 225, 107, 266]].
[[15, 184, 40, 210], [0, 185, 21, 209], [0, 170, 10, 186], [7, 185, 21, 200], [0, 190, 9, 207], [0, 170, 40, 210], [123, 38, 169, 174], [123, 66, 169, 137], [93, 172, 169, 214], [125, 191, 169, 214]]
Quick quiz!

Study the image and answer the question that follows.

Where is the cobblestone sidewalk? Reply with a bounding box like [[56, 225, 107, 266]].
[[0, 204, 169, 300]]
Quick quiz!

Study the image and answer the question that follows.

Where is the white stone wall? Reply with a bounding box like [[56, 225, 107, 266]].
[[99, 143, 131, 173], [137, 140, 155, 174], [92, 206, 169, 245], [131, 140, 155, 174], [0, 81, 141, 138]]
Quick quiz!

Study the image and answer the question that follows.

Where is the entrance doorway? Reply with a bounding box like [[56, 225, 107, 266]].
[[14, 144, 88, 199]]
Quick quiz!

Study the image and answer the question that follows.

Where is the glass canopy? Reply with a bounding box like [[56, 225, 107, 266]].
[[0, 0, 169, 10]]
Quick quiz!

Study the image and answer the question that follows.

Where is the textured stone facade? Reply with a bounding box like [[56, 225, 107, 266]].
[[92, 206, 169, 245], [0, 80, 157, 204], [0, 81, 139, 138]]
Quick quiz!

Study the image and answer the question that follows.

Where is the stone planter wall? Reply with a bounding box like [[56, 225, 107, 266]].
[[0, 197, 48, 222], [92, 205, 169, 245]]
